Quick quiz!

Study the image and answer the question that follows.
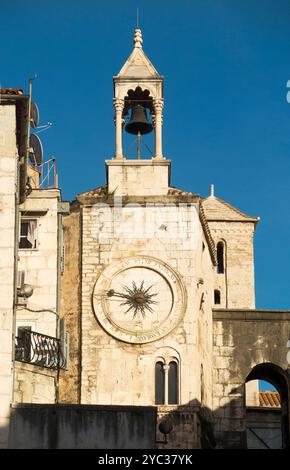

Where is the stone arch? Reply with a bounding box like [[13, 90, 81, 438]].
[[154, 347, 180, 405], [245, 362, 290, 448], [214, 289, 221, 305], [121, 83, 156, 104], [124, 86, 153, 114]]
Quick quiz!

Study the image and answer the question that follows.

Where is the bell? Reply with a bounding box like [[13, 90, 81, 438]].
[[125, 104, 153, 135]]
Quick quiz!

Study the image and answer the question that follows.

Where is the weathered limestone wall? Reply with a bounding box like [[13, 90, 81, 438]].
[[156, 405, 201, 449], [14, 362, 56, 404], [245, 380, 259, 406], [208, 221, 256, 308], [212, 309, 290, 448], [80, 201, 214, 410], [0, 103, 17, 447], [59, 209, 81, 403], [107, 160, 170, 196], [17, 190, 61, 338], [9, 404, 156, 449], [196, 234, 215, 411]]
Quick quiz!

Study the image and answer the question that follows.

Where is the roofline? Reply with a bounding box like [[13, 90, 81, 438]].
[[0, 93, 29, 101], [213, 308, 290, 321], [205, 218, 259, 224], [202, 196, 259, 223], [199, 201, 217, 266], [113, 76, 164, 80]]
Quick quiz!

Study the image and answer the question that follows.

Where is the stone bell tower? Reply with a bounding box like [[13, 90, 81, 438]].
[[113, 27, 164, 160], [107, 28, 170, 197], [60, 27, 217, 449]]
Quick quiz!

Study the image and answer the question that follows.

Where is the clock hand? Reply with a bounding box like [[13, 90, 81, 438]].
[[107, 289, 131, 300], [107, 282, 158, 319]]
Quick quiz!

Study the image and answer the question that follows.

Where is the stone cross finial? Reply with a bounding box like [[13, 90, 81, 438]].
[[134, 28, 143, 48]]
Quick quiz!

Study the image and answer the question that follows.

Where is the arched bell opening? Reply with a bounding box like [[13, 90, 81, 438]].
[[124, 86, 153, 115], [123, 87, 154, 159], [245, 363, 290, 449]]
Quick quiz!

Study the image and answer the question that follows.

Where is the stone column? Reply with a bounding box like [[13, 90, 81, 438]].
[[153, 99, 163, 159], [113, 98, 124, 159], [164, 364, 169, 405]]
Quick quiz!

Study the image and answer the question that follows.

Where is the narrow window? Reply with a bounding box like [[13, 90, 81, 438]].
[[19, 219, 38, 249], [214, 289, 221, 305], [168, 361, 179, 404], [217, 241, 225, 274], [155, 361, 165, 405]]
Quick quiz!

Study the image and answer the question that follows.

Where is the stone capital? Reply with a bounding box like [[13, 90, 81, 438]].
[[153, 99, 164, 113], [113, 98, 124, 113]]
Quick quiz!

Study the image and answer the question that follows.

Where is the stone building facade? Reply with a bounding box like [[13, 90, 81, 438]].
[[59, 28, 290, 448], [0, 92, 23, 447], [1, 28, 290, 449], [0, 87, 68, 448]]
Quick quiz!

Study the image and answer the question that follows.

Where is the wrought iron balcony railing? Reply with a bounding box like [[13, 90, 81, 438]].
[[15, 328, 67, 370]]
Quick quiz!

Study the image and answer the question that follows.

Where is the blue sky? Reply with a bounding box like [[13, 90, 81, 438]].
[[260, 380, 276, 392], [1, 0, 290, 310]]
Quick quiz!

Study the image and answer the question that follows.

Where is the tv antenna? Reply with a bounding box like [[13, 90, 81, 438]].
[[28, 75, 53, 134]]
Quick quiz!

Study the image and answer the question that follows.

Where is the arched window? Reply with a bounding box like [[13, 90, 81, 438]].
[[217, 241, 225, 274], [168, 361, 179, 404], [214, 289, 221, 305], [155, 359, 179, 405], [155, 361, 165, 405]]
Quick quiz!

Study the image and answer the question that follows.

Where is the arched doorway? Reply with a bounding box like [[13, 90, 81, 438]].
[[245, 363, 290, 449]]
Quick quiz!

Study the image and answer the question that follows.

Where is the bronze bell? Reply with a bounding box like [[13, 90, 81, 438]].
[[125, 104, 153, 135]]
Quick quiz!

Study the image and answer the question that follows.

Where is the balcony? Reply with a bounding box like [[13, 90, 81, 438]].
[[15, 328, 67, 370]]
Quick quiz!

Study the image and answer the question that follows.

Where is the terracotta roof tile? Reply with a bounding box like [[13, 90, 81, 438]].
[[78, 185, 197, 199], [259, 391, 281, 408], [0, 88, 23, 95], [167, 186, 194, 196]]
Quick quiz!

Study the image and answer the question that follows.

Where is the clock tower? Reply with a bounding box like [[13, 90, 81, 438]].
[[60, 28, 217, 448]]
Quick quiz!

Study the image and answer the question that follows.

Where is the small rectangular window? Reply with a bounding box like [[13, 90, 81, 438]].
[[19, 219, 38, 249]]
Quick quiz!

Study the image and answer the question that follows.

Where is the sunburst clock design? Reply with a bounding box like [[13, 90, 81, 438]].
[[107, 281, 158, 318]]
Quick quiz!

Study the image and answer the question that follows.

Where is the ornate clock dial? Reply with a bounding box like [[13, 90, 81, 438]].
[[107, 280, 158, 318], [93, 256, 186, 344]]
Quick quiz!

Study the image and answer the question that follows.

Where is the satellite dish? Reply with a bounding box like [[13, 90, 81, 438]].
[[30, 102, 39, 128], [29, 133, 43, 166]]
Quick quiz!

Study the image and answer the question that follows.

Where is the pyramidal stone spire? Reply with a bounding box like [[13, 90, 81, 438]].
[[134, 28, 143, 49]]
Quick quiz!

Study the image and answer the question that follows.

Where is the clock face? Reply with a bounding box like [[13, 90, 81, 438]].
[[93, 256, 186, 344]]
